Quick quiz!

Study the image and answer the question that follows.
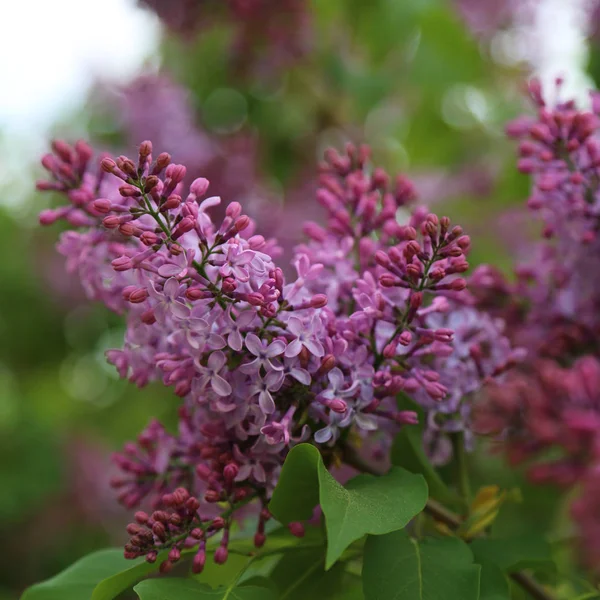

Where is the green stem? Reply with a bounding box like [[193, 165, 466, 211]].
[[451, 432, 472, 509]]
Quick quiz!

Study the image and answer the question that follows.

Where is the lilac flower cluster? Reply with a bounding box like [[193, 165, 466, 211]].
[[470, 79, 600, 359], [138, 0, 310, 73], [473, 80, 600, 572], [38, 140, 516, 568], [476, 357, 600, 570]]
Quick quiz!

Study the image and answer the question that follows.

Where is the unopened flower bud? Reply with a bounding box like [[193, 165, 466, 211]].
[[101, 157, 117, 173], [318, 354, 336, 375], [168, 548, 181, 563], [190, 177, 209, 196], [165, 163, 187, 184], [192, 549, 206, 574], [112, 256, 133, 272], [129, 288, 149, 303], [141, 308, 156, 324], [140, 231, 159, 246], [159, 560, 173, 574], [226, 202, 242, 219], [214, 546, 228, 564], [374, 250, 391, 267], [379, 274, 398, 287], [329, 398, 348, 413], [310, 294, 328, 308], [186, 287, 209, 301], [394, 411, 419, 425], [154, 152, 171, 173], [143, 176, 159, 193], [383, 342, 397, 358], [288, 522, 305, 538], [134, 511, 149, 524], [204, 490, 221, 503], [223, 463, 239, 483], [399, 331, 412, 346], [93, 198, 112, 213], [119, 185, 141, 197], [103, 215, 120, 229], [233, 215, 250, 233]]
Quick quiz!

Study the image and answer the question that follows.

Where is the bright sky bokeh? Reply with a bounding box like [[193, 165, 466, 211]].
[[0, 0, 159, 134]]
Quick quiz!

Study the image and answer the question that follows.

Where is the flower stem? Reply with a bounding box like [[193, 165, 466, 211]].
[[451, 432, 472, 509]]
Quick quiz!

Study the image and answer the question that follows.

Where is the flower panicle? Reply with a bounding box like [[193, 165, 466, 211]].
[[37, 138, 518, 563]]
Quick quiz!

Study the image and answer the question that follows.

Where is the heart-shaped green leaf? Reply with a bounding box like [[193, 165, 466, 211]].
[[269, 444, 428, 569], [363, 530, 481, 600], [319, 462, 427, 568]]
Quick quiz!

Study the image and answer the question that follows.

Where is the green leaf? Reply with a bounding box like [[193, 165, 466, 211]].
[[478, 560, 510, 600], [319, 464, 427, 569], [270, 547, 345, 600], [92, 554, 164, 600], [134, 578, 277, 600], [362, 530, 481, 600], [268, 443, 321, 523], [471, 535, 553, 573], [21, 549, 144, 600], [269, 444, 428, 569]]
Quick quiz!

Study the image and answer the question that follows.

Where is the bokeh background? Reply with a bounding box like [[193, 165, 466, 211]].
[[2, 0, 600, 597]]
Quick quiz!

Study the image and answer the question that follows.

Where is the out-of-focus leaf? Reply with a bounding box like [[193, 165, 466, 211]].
[[362, 530, 481, 599], [269, 547, 344, 600], [134, 578, 277, 600], [471, 535, 554, 573], [478, 559, 511, 600], [21, 549, 142, 600]]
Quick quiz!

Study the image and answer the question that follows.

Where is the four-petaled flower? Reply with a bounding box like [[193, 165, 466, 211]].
[[214, 244, 256, 282], [285, 316, 324, 358], [241, 334, 286, 373], [222, 309, 257, 351], [249, 370, 284, 414], [194, 351, 232, 397], [149, 278, 190, 321]]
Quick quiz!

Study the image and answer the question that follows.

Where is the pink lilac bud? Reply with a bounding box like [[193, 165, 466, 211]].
[[140, 231, 159, 246], [214, 546, 228, 565], [102, 215, 120, 229], [394, 411, 419, 425], [128, 288, 149, 303], [192, 547, 207, 574], [223, 463, 239, 483], [112, 256, 134, 272], [93, 198, 112, 213], [310, 294, 328, 308], [288, 522, 305, 537]]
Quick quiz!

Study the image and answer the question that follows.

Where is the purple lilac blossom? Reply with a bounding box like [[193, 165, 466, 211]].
[[37, 140, 515, 570], [473, 80, 600, 573]]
